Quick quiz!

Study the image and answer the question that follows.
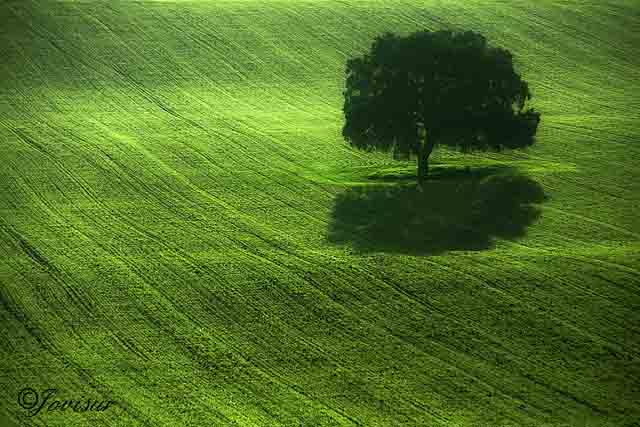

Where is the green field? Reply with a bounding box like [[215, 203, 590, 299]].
[[1, 1, 639, 425]]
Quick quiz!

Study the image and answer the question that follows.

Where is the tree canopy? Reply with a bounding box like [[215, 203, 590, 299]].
[[342, 30, 541, 182]]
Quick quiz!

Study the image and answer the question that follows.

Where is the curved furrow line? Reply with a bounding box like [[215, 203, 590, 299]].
[[297, 268, 539, 423], [238, 242, 551, 421], [204, 125, 340, 215], [135, 0, 336, 121], [0, 247, 154, 425], [3, 185, 164, 362], [11, 197, 269, 424], [462, 255, 639, 359], [7, 127, 264, 374], [494, 243, 638, 308], [509, 239, 640, 291], [544, 205, 640, 240], [79, 68, 337, 229], [120, 119, 340, 253], [96, 122, 332, 249], [437, 261, 619, 414], [12, 122, 243, 263], [130, 2, 253, 85], [115, 251, 364, 425]]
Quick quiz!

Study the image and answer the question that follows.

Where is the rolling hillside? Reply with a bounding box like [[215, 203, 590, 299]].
[[1, 0, 639, 425]]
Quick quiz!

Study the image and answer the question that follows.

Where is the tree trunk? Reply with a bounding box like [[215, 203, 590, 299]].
[[417, 134, 435, 187]]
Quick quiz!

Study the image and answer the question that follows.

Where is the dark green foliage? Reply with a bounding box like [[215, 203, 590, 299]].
[[342, 30, 541, 179]]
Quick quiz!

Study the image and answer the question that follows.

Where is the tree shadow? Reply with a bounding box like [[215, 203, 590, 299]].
[[328, 167, 547, 255]]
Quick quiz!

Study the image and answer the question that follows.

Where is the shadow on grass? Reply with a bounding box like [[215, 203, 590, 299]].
[[328, 166, 547, 255]]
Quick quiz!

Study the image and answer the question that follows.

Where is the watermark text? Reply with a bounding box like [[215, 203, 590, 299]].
[[18, 387, 116, 417]]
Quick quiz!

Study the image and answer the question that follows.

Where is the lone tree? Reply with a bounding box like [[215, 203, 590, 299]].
[[342, 30, 540, 183]]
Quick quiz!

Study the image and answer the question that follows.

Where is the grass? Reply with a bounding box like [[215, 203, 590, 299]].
[[0, 0, 639, 426]]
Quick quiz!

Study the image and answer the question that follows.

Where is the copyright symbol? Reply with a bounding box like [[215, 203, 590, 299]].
[[18, 387, 39, 410]]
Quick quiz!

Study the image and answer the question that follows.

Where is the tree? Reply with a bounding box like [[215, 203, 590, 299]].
[[342, 30, 540, 184]]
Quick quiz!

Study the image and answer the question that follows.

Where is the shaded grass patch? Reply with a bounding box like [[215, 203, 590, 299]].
[[329, 167, 547, 254]]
